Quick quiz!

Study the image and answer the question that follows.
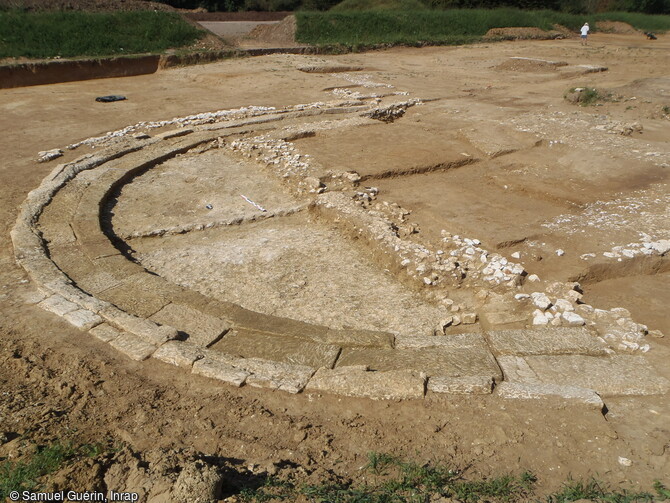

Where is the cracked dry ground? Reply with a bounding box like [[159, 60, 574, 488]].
[[1, 32, 670, 499]]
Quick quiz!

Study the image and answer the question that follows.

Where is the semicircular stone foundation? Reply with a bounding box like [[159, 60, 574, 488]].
[[13, 97, 669, 406]]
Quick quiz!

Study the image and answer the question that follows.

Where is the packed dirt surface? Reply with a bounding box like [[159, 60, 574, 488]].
[[1, 32, 670, 502]]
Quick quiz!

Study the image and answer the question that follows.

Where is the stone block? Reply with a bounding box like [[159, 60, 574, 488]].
[[428, 376, 493, 394], [496, 355, 541, 383], [64, 309, 103, 331], [97, 273, 172, 318], [109, 332, 157, 361], [192, 354, 249, 387], [51, 283, 111, 313], [235, 357, 315, 394], [316, 328, 395, 348], [524, 355, 670, 396], [496, 382, 604, 410], [153, 341, 204, 368], [305, 367, 426, 400], [101, 305, 178, 345], [38, 294, 79, 316], [487, 327, 609, 356], [150, 303, 230, 347], [395, 332, 487, 350], [479, 310, 527, 330], [89, 323, 121, 343], [211, 329, 340, 369], [336, 346, 502, 380]]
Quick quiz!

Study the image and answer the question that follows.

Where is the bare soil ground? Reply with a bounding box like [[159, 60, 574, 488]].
[[1, 32, 669, 500]]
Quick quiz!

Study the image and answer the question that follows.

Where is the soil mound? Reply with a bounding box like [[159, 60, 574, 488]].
[[0, 0, 176, 11], [496, 57, 568, 72], [596, 21, 639, 34], [483, 27, 566, 41], [246, 15, 298, 46]]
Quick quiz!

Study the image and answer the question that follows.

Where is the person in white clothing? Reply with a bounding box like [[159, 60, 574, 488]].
[[580, 22, 590, 45]]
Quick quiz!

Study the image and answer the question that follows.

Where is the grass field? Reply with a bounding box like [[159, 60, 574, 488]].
[[0, 10, 204, 59], [296, 8, 670, 47]]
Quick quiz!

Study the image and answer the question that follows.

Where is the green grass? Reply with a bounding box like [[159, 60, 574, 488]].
[[547, 478, 670, 503], [241, 452, 535, 502], [331, 0, 428, 12], [295, 8, 670, 46], [0, 442, 109, 500], [0, 10, 204, 59]]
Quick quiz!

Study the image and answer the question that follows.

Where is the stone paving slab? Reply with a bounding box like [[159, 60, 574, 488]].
[[225, 304, 330, 341], [233, 357, 315, 394], [496, 355, 541, 383], [97, 273, 174, 318], [496, 382, 604, 409], [152, 341, 204, 368], [487, 327, 610, 356], [38, 294, 79, 316], [89, 323, 121, 343], [192, 354, 250, 387], [150, 303, 231, 347], [101, 305, 178, 345], [428, 376, 494, 395], [524, 355, 670, 396], [337, 346, 502, 380], [313, 328, 395, 348], [479, 309, 528, 330], [94, 255, 146, 277], [64, 309, 103, 331], [109, 332, 157, 361], [211, 329, 341, 369], [395, 332, 488, 350], [305, 366, 426, 400]]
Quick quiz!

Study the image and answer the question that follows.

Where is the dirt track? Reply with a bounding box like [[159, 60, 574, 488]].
[[1, 33, 669, 499]]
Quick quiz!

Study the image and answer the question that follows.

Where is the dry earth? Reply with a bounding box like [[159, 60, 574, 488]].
[[1, 32, 670, 501]]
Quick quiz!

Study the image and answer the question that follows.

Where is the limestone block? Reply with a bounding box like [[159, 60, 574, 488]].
[[395, 333, 488, 350], [150, 303, 230, 347], [428, 376, 493, 394], [51, 283, 111, 313], [38, 294, 79, 316], [317, 328, 395, 348], [496, 356, 541, 383], [235, 357, 315, 394], [487, 327, 608, 356], [524, 355, 670, 396], [101, 306, 178, 345], [89, 323, 121, 343], [97, 274, 171, 318], [496, 382, 604, 409], [109, 332, 157, 361], [211, 329, 340, 369], [337, 346, 502, 380], [530, 292, 551, 310], [479, 310, 527, 330], [153, 341, 204, 368], [64, 309, 103, 331], [305, 367, 426, 400], [192, 355, 249, 387]]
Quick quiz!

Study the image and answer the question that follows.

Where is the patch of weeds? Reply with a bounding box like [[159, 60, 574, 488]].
[[0, 443, 76, 499], [0, 442, 112, 500], [546, 477, 670, 503], [239, 476, 296, 502], [662, 105, 670, 116], [565, 86, 611, 106]]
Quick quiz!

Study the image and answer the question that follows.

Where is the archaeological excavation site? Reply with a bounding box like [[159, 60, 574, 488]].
[[1, 30, 669, 500]]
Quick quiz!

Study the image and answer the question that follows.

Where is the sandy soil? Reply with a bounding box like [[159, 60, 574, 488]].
[[1, 33, 669, 499]]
